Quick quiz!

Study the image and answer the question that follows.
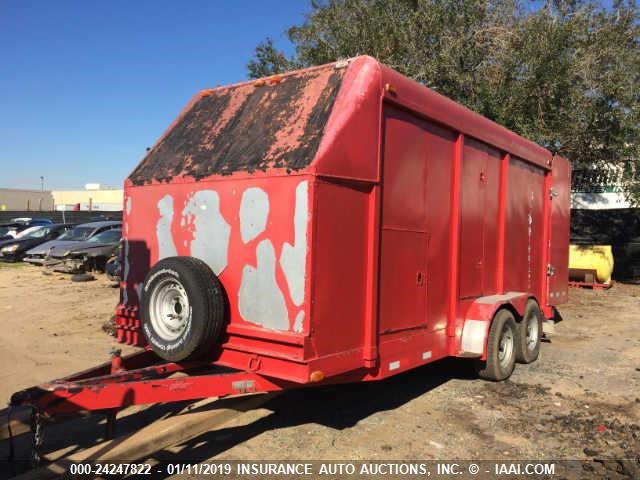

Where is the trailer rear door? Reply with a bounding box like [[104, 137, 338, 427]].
[[547, 157, 571, 305]]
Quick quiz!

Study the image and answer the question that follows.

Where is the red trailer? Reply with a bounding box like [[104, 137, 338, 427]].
[[11, 56, 570, 429]]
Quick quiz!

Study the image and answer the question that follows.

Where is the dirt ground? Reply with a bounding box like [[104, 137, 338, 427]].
[[1, 264, 639, 478], [0, 263, 135, 402]]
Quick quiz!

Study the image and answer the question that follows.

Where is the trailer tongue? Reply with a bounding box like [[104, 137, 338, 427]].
[[10, 350, 292, 415]]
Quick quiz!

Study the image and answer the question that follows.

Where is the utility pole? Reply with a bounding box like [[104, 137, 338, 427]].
[[40, 176, 44, 192]]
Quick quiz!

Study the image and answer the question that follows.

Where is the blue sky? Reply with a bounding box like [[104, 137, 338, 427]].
[[1, 1, 618, 190], [0, 1, 306, 190]]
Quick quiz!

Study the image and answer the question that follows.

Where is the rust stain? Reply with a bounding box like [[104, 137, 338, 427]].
[[129, 64, 345, 185], [199, 84, 252, 149]]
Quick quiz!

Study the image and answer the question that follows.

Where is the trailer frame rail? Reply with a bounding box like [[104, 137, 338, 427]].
[[10, 349, 292, 415]]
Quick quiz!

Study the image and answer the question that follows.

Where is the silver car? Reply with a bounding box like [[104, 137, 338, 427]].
[[24, 220, 121, 265]]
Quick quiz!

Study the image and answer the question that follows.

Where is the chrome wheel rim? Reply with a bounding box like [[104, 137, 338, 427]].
[[149, 277, 190, 341], [525, 314, 539, 352], [498, 323, 515, 370]]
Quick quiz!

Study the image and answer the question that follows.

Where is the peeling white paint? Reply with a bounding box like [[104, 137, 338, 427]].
[[238, 239, 289, 330], [125, 196, 132, 215], [293, 310, 304, 333], [422, 351, 432, 360], [182, 190, 230, 275], [156, 194, 177, 260], [389, 361, 400, 371], [280, 181, 308, 307], [239, 187, 269, 243]]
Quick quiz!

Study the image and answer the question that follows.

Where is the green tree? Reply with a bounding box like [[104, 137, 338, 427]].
[[248, 0, 640, 204]]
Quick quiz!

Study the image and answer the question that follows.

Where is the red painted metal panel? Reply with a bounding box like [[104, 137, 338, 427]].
[[496, 154, 510, 293], [313, 57, 383, 182], [381, 107, 428, 231], [377, 64, 552, 171], [379, 230, 428, 333], [459, 141, 485, 298], [310, 179, 370, 361], [539, 170, 552, 311], [547, 157, 571, 306], [371, 328, 448, 377], [459, 140, 501, 299], [363, 183, 382, 365], [504, 158, 546, 298], [482, 146, 502, 295], [378, 107, 428, 333], [424, 122, 456, 332], [119, 174, 313, 361], [447, 134, 464, 352], [378, 105, 429, 333]]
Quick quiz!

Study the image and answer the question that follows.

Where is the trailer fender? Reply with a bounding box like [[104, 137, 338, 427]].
[[459, 292, 529, 359]]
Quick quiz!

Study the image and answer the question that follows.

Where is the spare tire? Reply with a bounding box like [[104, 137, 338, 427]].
[[141, 256, 227, 362]]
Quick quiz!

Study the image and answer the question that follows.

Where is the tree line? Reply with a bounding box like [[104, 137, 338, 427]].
[[248, 0, 639, 204]]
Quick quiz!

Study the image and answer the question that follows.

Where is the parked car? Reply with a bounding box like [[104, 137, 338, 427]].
[[49, 228, 122, 273], [0, 224, 76, 262], [0, 223, 21, 241], [105, 242, 123, 282], [11, 217, 53, 224], [23, 220, 121, 265], [0, 218, 53, 241]]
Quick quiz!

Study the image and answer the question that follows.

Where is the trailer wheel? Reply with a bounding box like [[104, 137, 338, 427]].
[[476, 309, 517, 381], [141, 257, 227, 362], [515, 299, 542, 364]]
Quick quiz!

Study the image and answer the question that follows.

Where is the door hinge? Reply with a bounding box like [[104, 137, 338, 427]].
[[549, 188, 559, 199], [547, 264, 556, 276]]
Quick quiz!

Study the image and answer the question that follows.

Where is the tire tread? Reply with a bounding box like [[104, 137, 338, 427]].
[[141, 256, 226, 361], [476, 309, 517, 381]]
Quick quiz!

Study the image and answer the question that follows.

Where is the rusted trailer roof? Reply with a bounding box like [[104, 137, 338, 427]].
[[129, 65, 345, 186], [129, 56, 555, 187]]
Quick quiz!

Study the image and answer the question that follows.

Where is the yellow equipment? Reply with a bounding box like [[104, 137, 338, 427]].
[[569, 245, 614, 285]]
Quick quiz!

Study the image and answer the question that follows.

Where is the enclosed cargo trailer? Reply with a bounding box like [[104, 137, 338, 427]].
[[11, 56, 570, 420]]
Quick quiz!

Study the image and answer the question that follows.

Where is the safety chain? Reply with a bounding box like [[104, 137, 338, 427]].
[[30, 407, 44, 467]]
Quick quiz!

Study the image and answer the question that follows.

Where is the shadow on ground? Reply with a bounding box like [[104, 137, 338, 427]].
[[1, 358, 477, 478]]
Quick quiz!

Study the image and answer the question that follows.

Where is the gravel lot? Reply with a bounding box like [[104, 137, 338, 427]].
[[0, 264, 638, 478]]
